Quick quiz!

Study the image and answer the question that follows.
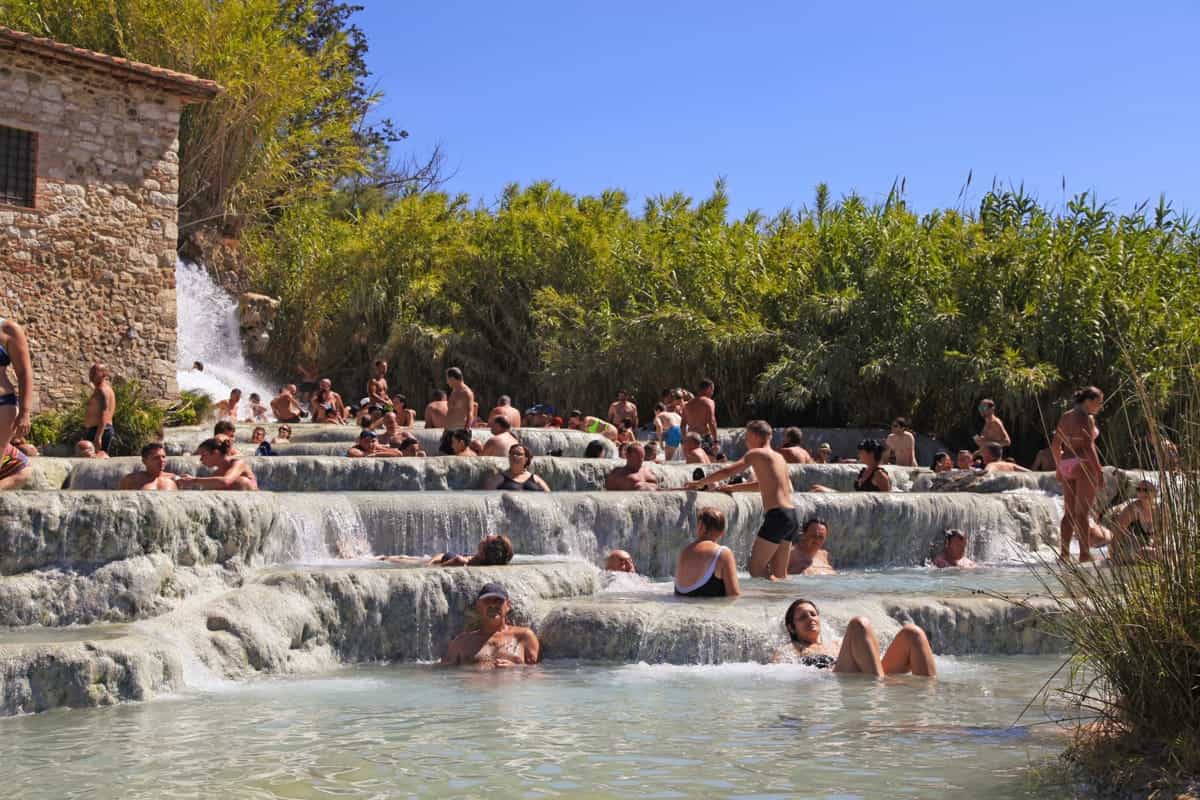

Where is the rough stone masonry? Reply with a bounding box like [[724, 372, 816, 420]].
[[0, 27, 219, 409]]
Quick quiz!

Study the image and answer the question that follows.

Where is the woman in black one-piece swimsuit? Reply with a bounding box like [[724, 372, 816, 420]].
[[853, 438, 892, 492]]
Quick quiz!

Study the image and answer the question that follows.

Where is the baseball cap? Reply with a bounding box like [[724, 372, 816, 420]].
[[818, 443, 832, 451], [476, 582, 509, 603]]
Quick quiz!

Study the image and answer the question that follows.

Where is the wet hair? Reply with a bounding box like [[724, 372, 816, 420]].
[[1073, 386, 1104, 405], [509, 443, 533, 466], [699, 378, 715, 392], [249, 393, 261, 403], [196, 437, 232, 456], [584, 440, 607, 458], [802, 517, 827, 535], [892, 417, 910, 429], [193, 361, 203, 371], [231, 388, 242, 397], [491, 416, 512, 431], [697, 507, 726, 534], [782, 427, 803, 446], [985, 443, 1003, 459], [857, 438, 885, 461], [746, 419, 773, 440], [569, 410, 584, 420], [944, 528, 966, 542], [374, 359, 387, 368], [931, 451, 951, 469], [684, 431, 703, 446], [497, 395, 511, 406], [214, 420, 236, 436], [446, 367, 464, 382], [451, 428, 472, 445], [392, 394, 408, 409], [141, 442, 165, 458], [784, 598, 819, 642], [431, 389, 447, 401], [654, 402, 665, 412], [479, 534, 515, 566]]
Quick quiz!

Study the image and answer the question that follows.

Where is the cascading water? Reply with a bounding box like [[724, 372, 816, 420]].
[[174, 259, 276, 414]]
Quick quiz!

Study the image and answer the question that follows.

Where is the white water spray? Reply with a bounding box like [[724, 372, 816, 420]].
[[174, 260, 276, 415]]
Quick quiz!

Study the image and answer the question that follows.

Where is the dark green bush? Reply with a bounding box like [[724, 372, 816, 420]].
[[27, 379, 166, 456]]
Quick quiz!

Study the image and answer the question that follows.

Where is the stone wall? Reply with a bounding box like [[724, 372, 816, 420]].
[[0, 48, 184, 409]]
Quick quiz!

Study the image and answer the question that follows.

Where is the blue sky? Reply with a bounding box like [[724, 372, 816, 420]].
[[356, 2, 1198, 218]]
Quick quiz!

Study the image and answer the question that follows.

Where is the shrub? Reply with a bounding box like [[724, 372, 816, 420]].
[[28, 379, 166, 456], [165, 390, 215, 428]]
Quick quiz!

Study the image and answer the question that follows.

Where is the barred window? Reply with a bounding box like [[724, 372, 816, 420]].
[[0, 125, 36, 208]]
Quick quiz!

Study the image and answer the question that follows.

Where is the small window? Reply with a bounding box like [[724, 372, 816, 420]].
[[0, 125, 36, 208]]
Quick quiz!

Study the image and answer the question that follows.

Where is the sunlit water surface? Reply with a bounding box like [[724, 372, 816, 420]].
[[0, 658, 1072, 799]]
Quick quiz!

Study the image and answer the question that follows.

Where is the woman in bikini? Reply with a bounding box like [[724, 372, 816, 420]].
[[1052, 386, 1105, 562], [0, 318, 33, 462], [674, 507, 740, 597], [776, 599, 936, 676]]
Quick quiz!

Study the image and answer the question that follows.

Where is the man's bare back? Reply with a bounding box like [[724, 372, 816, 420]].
[[779, 445, 813, 464], [682, 396, 717, 440], [885, 431, 917, 466], [482, 431, 519, 457], [425, 400, 448, 428]]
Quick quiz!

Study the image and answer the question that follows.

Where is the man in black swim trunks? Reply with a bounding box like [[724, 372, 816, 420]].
[[685, 419, 797, 579]]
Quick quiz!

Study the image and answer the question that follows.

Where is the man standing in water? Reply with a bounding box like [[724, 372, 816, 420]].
[[481, 416, 520, 457], [682, 379, 718, 446], [271, 385, 302, 423], [604, 441, 659, 491], [367, 360, 390, 407], [685, 420, 797, 580], [83, 363, 116, 454], [438, 368, 475, 454], [119, 442, 178, 490], [441, 583, 541, 668]]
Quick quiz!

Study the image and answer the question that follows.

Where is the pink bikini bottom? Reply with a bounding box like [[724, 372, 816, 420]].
[[1059, 458, 1082, 480]]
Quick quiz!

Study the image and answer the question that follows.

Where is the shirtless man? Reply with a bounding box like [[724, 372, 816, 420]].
[[604, 442, 658, 491], [974, 399, 1012, 451], [932, 529, 976, 568], [441, 583, 540, 669], [982, 443, 1029, 473], [685, 420, 796, 580], [376, 412, 406, 446], [1030, 444, 1055, 471], [311, 379, 347, 424], [681, 379, 718, 445], [488, 395, 522, 430], [271, 385, 302, 423], [437, 368, 475, 454], [119, 442, 178, 490], [482, 416, 520, 457], [424, 390, 449, 428], [367, 360, 390, 407], [83, 363, 117, 453], [215, 388, 242, 422], [788, 518, 835, 575], [778, 427, 814, 464], [883, 417, 917, 467], [607, 390, 638, 428], [604, 550, 636, 573], [681, 432, 711, 464], [567, 411, 619, 441], [347, 429, 402, 458], [955, 450, 976, 470]]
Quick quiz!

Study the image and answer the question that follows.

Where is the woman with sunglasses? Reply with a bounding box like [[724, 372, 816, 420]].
[[1112, 479, 1159, 561], [483, 443, 550, 491]]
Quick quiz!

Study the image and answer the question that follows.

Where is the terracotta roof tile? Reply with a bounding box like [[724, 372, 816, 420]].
[[0, 26, 221, 101]]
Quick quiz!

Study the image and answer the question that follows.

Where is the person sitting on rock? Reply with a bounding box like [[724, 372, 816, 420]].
[[788, 518, 835, 575], [212, 420, 241, 456], [778, 427, 813, 464], [674, 507, 740, 597], [932, 529, 976, 568], [1030, 443, 1055, 472], [177, 438, 258, 491], [604, 549, 636, 573], [441, 582, 540, 669], [347, 429, 401, 458], [1110, 479, 1158, 562], [247, 393, 269, 422], [311, 378, 347, 424], [616, 418, 637, 446], [270, 384, 303, 423], [273, 424, 293, 444], [567, 410, 619, 441], [604, 441, 658, 491], [74, 440, 110, 459], [775, 599, 937, 676], [250, 426, 275, 456], [981, 443, 1029, 473], [811, 439, 891, 493], [955, 449, 976, 470], [974, 398, 1012, 451], [119, 442, 178, 490], [482, 415, 520, 457], [931, 451, 952, 472], [484, 443, 550, 491], [643, 440, 662, 463], [681, 432, 711, 464]]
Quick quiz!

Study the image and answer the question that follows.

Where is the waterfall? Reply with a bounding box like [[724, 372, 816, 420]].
[[174, 259, 275, 414]]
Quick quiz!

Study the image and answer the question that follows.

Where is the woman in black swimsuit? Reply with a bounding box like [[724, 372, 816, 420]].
[[853, 439, 892, 492], [483, 444, 551, 491], [776, 598, 937, 676], [1112, 479, 1158, 562], [674, 508, 741, 597]]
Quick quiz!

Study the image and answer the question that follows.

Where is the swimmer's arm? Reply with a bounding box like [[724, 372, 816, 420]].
[[347, 448, 366, 458], [685, 457, 747, 490], [519, 629, 541, 664], [717, 480, 759, 493], [993, 420, 1012, 448], [439, 638, 464, 666], [874, 470, 892, 492], [532, 475, 551, 492]]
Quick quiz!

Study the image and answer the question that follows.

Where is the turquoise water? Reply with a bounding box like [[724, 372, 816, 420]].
[[0, 658, 1073, 799]]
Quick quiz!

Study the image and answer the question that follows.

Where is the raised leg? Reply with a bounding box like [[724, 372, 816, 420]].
[[880, 623, 937, 677], [833, 616, 884, 676]]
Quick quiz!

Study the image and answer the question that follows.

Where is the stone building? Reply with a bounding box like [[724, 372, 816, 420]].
[[0, 27, 219, 409]]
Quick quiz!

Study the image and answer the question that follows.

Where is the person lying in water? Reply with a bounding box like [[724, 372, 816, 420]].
[[932, 529, 976, 568], [441, 583, 541, 669], [118, 442, 178, 490], [378, 534, 515, 567], [775, 599, 937, 676], [177, 438, 258, 491], [674, 508, 741, 597], [788, 518, 835, 575], [347, 429, 402, 458]]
